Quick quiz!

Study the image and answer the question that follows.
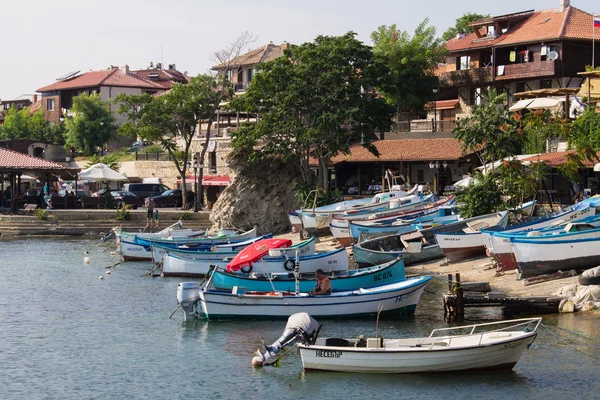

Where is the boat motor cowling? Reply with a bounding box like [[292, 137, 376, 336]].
[[177, 282, 201, 321]]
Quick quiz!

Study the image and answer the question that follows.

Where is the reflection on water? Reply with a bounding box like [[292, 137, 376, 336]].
[[0, 238, 599, 400]]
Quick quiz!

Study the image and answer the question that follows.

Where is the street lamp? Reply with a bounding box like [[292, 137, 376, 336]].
[[429, 160, 446, 195], [193, 158, 200, 212], [432, 88, 439, 132]]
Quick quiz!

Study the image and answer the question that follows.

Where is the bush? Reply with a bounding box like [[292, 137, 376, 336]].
[[179, 212, 193, 220], [34, 208, 48, 221], [141, 144, 165, 154], [115, 204, 131, 221]]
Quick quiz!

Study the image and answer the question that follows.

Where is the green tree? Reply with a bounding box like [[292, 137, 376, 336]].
[[455, 172, 503, 218], [86, 153, 120, 171], [559, 107, 600, 182], [442, 13, 490, 41], [0, 106, 66, 144], [64, 93, 115, 155], [0, 106, 29, 140], [231, 32, 395, 194], [371, 20, 447, 118], [454, 90, 521, 172]]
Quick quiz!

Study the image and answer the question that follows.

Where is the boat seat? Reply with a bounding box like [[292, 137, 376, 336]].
[[325, 338, 354, 347]]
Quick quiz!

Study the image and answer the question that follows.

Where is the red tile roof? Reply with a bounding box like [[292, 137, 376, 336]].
[[132, 69, 190, 89], [37, 68, 166, 92], [325, 138, 467, 165], [425, 99, 460, 110], [446, 6, 599, 53], [521, 150, 600, 167], [212, 42, 289, 70], [0, 147, 72, 169]]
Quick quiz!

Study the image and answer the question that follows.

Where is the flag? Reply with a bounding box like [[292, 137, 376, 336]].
[[594, 15, 600, 28]]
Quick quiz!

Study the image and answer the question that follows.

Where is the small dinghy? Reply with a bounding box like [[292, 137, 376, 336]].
[[253, 314, 541, 373]]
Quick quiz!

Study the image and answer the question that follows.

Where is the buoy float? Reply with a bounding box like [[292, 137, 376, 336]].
[[251, 356, 264, 367], [110, 251, 116, 256], [85, 251, 89, 254], [99, 276, 104, 280], [84, 257, 90, 264], [106, 271, 111, 275]]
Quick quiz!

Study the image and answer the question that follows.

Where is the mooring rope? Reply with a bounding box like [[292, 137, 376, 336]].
[[540, 322, 600, 362]]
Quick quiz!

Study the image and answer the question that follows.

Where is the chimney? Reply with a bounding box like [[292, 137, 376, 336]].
[[168, 64, 176, 71], [32, 94, 38, 103], [280, 41, 290, 50], [120, 65, 130, 74], [559, 0, 570, 11]]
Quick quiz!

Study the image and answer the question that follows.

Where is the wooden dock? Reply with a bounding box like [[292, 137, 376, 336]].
[[443, 273, 564, 321]]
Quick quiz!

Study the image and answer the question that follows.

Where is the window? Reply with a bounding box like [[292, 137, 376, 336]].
[[540, 79, 552, 89], [209, 152, 217, 173], [457, 56, 471, 71], [417, 170, 424, 182], [540, 45, 557, 61], [247, 68, 253, 82], [515, 82, 525, 94], [46, 98, 55, 111], [469, 88, 482, 106]]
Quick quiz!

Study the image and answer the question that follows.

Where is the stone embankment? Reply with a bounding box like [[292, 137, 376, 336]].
[[0, 209, 212, 236]]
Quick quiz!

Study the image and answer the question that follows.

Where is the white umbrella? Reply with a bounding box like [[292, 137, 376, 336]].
[[78, 163, 128, 182], [453, 176, 473, 188]]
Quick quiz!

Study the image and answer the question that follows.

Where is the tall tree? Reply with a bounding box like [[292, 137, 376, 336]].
[[64, 93, 116, 155], [370, 20, 447, 119], [117, 33, 255, 210], [442, 13, 489, 41], [231, 32, 395, 194], [454, 90, 521, 172], [558, 107, 600, 183]]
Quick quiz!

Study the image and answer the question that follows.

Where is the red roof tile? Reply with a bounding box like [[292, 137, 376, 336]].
[[37, 68, 165, 92], [446, 7, 598, 53], [212, 42, 289, 70], [325, 138, 467, 165], [521, 150, 600, 167], [0, 147, 72, 169], [132, 69, 190, 89]]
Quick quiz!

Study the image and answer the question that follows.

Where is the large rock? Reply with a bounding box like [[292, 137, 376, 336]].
[[210, 155, 301, 235]]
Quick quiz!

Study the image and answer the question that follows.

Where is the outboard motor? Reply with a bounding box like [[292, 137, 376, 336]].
[[252, 313, 321, 367], [176, 282, 201, 321]]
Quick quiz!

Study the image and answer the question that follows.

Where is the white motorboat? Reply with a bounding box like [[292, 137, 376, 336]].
[[177, 275, 431, 321], [295, 317, 541, 373]]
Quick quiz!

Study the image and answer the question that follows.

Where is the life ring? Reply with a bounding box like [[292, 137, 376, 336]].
[[284, 260, 295, 271], [241, 265, 253, 273]]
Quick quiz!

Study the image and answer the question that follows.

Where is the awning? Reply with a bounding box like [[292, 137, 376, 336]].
[[527, 97, 563, 110], [509, 99, 534, 112], [177, 175, 230, 186]]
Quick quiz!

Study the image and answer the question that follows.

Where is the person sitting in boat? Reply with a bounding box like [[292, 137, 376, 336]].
[[309, 269, 332, 295]]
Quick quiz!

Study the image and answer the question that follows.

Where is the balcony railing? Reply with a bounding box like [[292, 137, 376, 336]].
[[393, 120, 457, 133], [495, 60, 559, 81], [439, 67, 492, 87], [233, 82, 248, 92]]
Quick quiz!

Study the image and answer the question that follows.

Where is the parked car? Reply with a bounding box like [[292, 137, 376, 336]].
[[122, 183, 170, 199], [129, 141, 150, 152], [151, 189, 195, 208], [111, 191, 145, 209]]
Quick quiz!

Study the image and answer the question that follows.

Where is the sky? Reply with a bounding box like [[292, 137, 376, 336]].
[[1, 0, 598, 100]]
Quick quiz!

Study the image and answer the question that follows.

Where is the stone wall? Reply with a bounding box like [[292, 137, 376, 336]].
[[209, 154, 301, 235]]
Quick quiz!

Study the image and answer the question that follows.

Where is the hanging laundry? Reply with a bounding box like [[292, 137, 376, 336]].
[[541, 46, 547, 56], [509, 51, 516, 62]]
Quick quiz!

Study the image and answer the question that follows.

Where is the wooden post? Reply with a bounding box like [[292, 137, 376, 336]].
[[456, 273, 464, 321]]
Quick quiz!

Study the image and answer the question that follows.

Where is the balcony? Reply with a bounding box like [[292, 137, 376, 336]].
[[393, 120, 457, 133], [233, 82, 248, 92], [495, 60, 560, 81], [440, 67, 492, 87]]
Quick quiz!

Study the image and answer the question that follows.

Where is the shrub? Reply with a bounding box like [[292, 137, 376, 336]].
[[115, 204, 131, 221], [34, 208, 48, 221], [179, 212, 193, 220], [141, 144, 165, 154]]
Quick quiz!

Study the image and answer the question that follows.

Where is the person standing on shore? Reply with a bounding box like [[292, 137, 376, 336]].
[[145, 196, 154, 231]]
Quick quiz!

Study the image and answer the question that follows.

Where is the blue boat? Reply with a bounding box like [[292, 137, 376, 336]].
[[210, 258, 405, 292]]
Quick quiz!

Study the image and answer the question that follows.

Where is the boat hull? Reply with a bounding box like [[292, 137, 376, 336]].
[[199, 276, 431, 320], [298, 333, 535, 373], [211, 259, 405, 292], [162, 247, 348, 278], [352, 243, 443, 267]]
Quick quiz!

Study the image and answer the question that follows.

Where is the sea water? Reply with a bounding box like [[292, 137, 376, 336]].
[[0, 238, 599, 400]]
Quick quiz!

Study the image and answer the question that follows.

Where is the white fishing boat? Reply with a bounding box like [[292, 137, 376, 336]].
[[510, 230, 600, 278], [161, 245, 344, 278], [435, 211, 509, 263], [294, 317, 541, 373], [482, 206, 596, 271], [177, 275, 431, 321]]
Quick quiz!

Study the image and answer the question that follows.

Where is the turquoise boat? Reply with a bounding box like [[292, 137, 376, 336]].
[[210, 258, 406, 292]]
